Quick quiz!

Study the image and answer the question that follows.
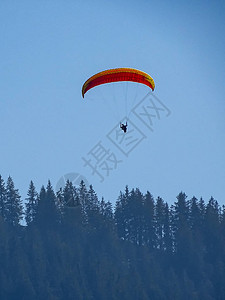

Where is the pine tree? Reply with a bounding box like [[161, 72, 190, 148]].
[[172, 192, 192, 268], [55, 187, 64, 218], [63, 180, 79, 209], [204, 197, 221, 262], [189, 197, 205, 254], [5, 176, 23, 226], [114, 186, 129, 240], [98, 197, 114, 235], [25, 181, 38, 226], [61, 181, 82, 233], [78, 180, 89, 224], [0, 180, 224, 299], [143, 191, 155, 249], [35, 181, 58, 229], [155, 196, 165, 250], [86, 185, 101, 228], [115, 187, 145, 245], [45, 180, 59, 225], [35, 185, 46, 227], [220, 205, 225, 256], [189, 197, 201, 230], [88, 185, 99, 212], [128, 188, 144, 245], [164, 203, 173, 253], [0, 175, 7, 221], [100, 198, 113, 221]]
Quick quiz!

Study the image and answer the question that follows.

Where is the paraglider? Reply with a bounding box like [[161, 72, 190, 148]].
[[82, 68, 155, 98], [82, 68, 155, 132], [120, 122, 128, 133]]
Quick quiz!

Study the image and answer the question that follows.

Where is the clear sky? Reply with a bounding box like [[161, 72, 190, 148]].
[[0, 0, 225, 206]]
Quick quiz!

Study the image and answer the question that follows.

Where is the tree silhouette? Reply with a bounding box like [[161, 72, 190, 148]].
[[25, 181, 38, 225], [5, 176, 23, 226]]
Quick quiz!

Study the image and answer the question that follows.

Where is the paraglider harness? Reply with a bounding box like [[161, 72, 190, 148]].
[[120, 122, 128, 133]]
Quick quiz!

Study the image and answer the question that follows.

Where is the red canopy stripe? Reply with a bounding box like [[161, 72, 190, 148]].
[[82, 68, 155, 98]]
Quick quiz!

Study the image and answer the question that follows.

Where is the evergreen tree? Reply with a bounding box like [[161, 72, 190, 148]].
[[35, 185, 46, 227], [55, 187, 64, 218], [116, 187, 145, 245], [78, 180, 89, 224], [88, 185, 99, 211], [204, 197, 221, 262], [63, 180, 79, 209], [61, 181, 82, 235], [155, 196, 165, 250], [0, 177, 225, 299], [115, 187, 154, 245], [5, 176, 23, 226], [143, 191, 155, 249], [86, 184, 101, 228], [46, 180, 59, 224], [163, 203, 173, 253], [220, 205, 225, 256], [114, 186, 129, 240], [55, 181, 79, 225], [25, 181, 38, 226], [100, 197, 113, 221], [35, 181, 58, 229], [0, 175, 7, 221], [128, 188, 145, 245], [198, 197, 206, 221], [172, 192, 192, 268], [98, 197, 114, 235], [189, 196, 201, 230], [189, 197, 205, 254]]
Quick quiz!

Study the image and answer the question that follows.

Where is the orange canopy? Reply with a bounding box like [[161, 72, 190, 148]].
[[82, 68, 155, 98]]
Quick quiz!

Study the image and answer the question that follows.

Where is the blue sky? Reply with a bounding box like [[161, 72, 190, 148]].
[[0, 0, 225, 206]]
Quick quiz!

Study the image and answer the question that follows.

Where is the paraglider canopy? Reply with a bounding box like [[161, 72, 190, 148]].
[[82, 68, 155, 98]]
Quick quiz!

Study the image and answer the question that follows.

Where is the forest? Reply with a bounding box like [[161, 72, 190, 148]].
[[0, 174, 224, 299]]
